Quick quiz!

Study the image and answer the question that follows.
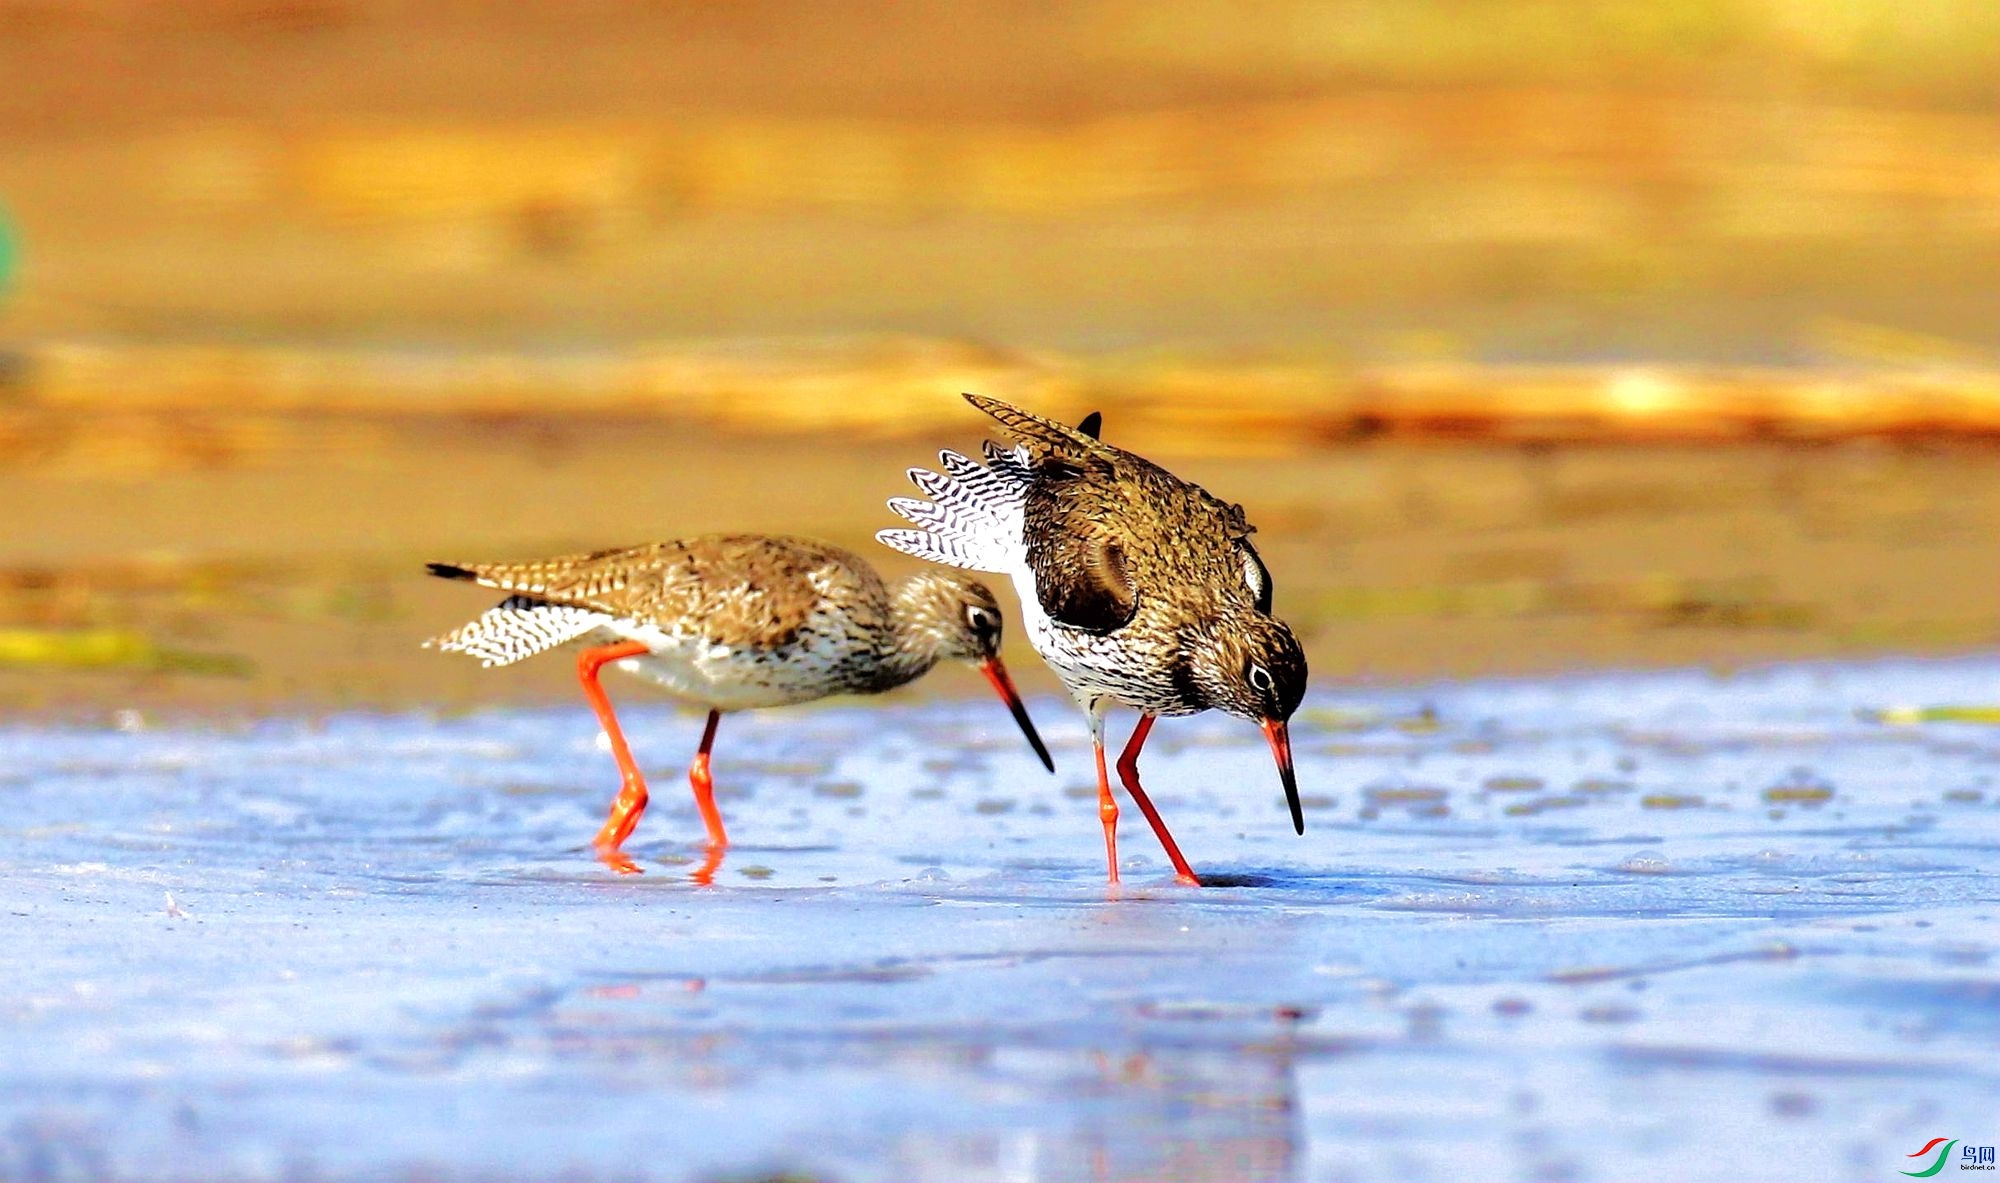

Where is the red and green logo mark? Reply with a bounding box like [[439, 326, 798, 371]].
[[1903, 1139, 1958, 1178]]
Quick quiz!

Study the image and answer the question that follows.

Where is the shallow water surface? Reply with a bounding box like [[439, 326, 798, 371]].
[[3, 659, 1997, 1182]]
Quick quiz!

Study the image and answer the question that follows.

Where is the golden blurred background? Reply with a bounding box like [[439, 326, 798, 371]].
[[0, 0, 1994, 713]]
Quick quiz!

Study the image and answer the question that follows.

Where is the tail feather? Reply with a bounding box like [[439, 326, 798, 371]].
[[876, 444, 1030, 574], [424, 596, 613, 667]]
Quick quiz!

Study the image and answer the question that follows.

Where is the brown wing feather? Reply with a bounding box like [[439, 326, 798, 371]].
[[437, 535, 888, 651], [1023, 480, 1138, 633], [966, 393, 1277, 623]]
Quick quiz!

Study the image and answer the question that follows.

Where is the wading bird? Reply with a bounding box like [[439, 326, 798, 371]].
[[879, 396, 1306, 886], [426, 534, 1052, 880]]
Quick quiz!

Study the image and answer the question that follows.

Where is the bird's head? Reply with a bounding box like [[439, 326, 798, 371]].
[[1182, 611, 1309, 832], [898, 570, 1007, 662]]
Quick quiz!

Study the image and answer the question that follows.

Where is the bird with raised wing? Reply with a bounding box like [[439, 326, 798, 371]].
[[426, 533, 1052, 879], [879, 395, 1306, 886]]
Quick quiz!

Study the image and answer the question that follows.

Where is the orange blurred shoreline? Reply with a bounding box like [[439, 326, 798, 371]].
[[6, 339, 1998, 462], [2, 403, 1993, 717]]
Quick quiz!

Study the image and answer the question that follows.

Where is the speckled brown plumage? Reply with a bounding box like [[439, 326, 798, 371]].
[[970, 393, 1272, 639], [425, 532, 1053, 877], [884, 396, 1301, 720], [879, 394, 1309, 885], [432, 535, 890, 663]]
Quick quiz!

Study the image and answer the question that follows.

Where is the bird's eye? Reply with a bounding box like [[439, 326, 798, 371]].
[[1248, 662, 1275, 694], [965, 606, 997, 636]]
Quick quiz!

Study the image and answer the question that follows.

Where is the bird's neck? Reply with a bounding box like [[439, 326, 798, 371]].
[[868, 582, 947, 692]]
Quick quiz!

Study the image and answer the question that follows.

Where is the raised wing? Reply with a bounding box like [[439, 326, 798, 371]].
[[962, 394, 1279, 625]]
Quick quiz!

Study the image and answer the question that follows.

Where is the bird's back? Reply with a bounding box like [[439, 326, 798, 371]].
[[428, 535, 898, 684], [880, 396, 1278, 714], [883, 395, 1270, 634], [1022, 442, 1262, 631]]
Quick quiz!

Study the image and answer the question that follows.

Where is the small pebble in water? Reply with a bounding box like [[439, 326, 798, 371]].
[[1394, 706, 1442, 733], [1573, 778, 1633, 794], [1505, 794, 1588, 816], [1365, 786, 1448, 803], [1763, 771, 1834, 806], [1641, 793, 1705, 810]]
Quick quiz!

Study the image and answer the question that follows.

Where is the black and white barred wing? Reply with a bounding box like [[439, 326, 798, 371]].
[[877, 441, 1032, 574], [424, 595, 614, 667]]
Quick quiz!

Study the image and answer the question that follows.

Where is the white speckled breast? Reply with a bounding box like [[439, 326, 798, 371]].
[[605, 607, 887, 712], [1006, 564, 1194, 717]]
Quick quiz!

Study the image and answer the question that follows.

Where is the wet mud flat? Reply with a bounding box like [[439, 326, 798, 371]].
[[3, 657, 1997, 1182], [3, 418, 1997, 715]]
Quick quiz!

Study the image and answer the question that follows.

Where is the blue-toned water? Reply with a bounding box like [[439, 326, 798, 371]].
[[3, 658, 1997, 1182]]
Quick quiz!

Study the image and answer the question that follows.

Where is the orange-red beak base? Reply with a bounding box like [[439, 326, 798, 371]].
[[1263, 719, 1303, 834]]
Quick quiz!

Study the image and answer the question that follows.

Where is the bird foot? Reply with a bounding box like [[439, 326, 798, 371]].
[[595, 844, 643, 875]]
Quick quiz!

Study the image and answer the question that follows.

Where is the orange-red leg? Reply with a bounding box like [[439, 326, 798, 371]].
[[685, 709, 729, 885], [1091, 717, 1121, 885], [580, 640, 654, 874], [1115, 715, 1201, 886]]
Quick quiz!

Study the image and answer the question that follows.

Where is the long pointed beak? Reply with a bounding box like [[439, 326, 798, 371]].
[[1262, 718, 1303, 835], [980, 657, 1055, 773]]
